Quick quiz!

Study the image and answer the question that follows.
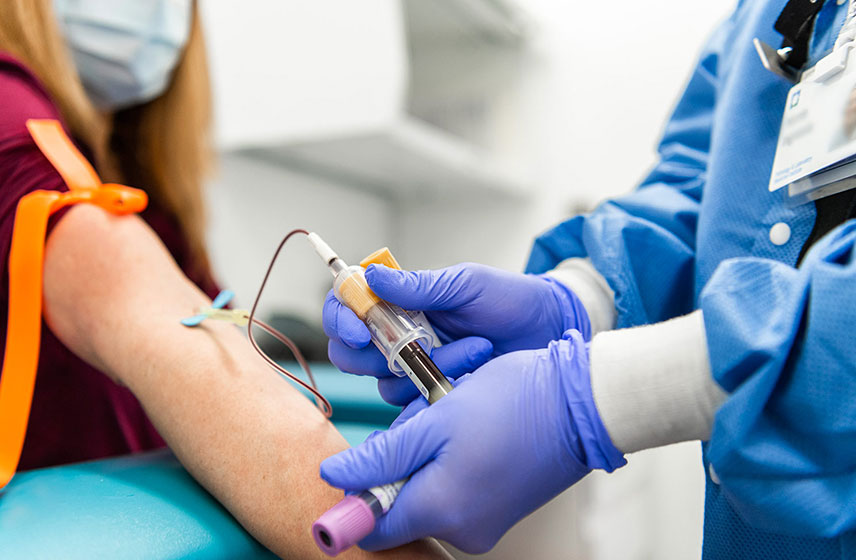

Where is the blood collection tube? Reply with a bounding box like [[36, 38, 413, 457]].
[[312, 480, 405, 556], [307, 233, 453, 555]]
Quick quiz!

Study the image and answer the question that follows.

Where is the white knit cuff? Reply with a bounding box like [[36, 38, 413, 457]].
[[546, 258, 616, 335], [589, 310, 727, 454]]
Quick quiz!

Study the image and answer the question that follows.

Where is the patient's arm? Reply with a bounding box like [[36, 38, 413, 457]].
[[42, 205, 449, 559]]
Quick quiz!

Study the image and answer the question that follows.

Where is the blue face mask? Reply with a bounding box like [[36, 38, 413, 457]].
[[53, 0, 193, 111]]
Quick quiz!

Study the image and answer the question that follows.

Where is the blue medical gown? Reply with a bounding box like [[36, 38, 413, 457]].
[[527, 1, 856, 558]]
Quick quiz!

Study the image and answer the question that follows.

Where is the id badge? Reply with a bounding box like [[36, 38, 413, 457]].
[[769, 45, 856, 202]]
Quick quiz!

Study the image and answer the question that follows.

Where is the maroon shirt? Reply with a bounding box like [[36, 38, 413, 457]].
[[0, 52, 217, 470]]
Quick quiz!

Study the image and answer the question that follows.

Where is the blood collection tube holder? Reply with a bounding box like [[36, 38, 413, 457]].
[[307, 238, 452, 555]]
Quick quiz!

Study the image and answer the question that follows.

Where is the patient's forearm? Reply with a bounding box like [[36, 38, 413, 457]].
[[43, 206, 448, 559]]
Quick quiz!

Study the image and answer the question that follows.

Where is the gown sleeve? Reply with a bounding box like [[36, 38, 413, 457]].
[[526, 17, 734, 329]]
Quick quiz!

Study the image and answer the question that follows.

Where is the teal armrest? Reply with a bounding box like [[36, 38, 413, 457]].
[[0, 450, 276, 560], [0, 363, 397, 559], [290, 362, 400, 426]]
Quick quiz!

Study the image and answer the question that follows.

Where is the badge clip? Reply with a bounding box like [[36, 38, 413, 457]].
[[754, 38, 800, 82]]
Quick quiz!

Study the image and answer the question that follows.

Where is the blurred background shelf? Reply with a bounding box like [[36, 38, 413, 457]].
[[202, 0, 532, 201], [404, 0, 529, 47], [241, 117, 530, 200]]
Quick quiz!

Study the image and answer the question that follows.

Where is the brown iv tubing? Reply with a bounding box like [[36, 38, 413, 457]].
[[246, 228, 332, 417]]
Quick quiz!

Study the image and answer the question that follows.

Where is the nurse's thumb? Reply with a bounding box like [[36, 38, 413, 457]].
[[320, 410, 442, 492], [365, 264, 472, 311]]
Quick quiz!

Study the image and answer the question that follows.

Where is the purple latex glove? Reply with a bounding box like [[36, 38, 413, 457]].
[[323, 262, 591, 405], [320, 330, 625, 554]]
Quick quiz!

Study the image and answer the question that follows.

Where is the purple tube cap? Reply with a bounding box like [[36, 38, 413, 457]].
[[312, 495, 376, 556]]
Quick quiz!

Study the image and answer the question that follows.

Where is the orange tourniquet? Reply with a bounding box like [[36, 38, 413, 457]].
[[0, 120, 147, 490]]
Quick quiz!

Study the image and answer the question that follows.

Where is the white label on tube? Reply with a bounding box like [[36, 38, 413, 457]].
[[367, 480, 406, 513]]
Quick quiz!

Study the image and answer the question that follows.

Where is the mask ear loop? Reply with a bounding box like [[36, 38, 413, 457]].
[[247, 228, 332, 418]]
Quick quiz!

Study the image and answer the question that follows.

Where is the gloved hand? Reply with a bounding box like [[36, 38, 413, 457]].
[[320, 330, 625, 554], [323, 262, 591, 404]]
